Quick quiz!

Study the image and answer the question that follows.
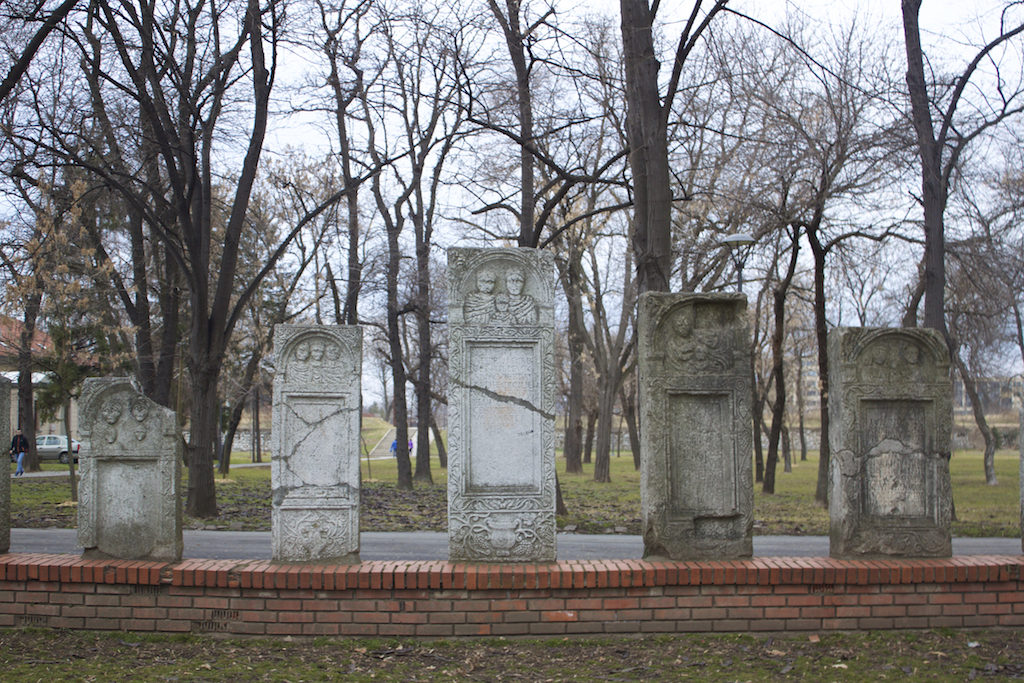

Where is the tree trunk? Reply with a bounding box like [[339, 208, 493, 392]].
[[220, 347, 262, 475], [152, 252, 181, 408], [185, 369, 220, 517], [385, 221, 412, 489], [564, 405, 583, 473], [952, 346, 997, 484], [17, 292, 41, 471], [63, 398, 77, 502], [808, 229, 831, 505], [620, 386, 641, 471], [488, 0, 536, 247], [220, 398, 247, 476], [561, 255, 586, 474], [127, 205, 157, 399], [750, 287, 765, 484], [252, 386, 262, 463], [413, 371, 432, 485], [902, 0, 947, 333], [795, 348, 808, 462], [782, 425, 792, 473], [752, 372, 764, 484], [344, 190, 363, 325], [593, 365, 621, 483], [555, 473, 567, 516], [619, 0, 672, 294], [215, 400, 227, 476], [413, 229, 432, 484], [765, 226, 800, 494], [583, 410, 597, 464], [430, 415, 447, 469]]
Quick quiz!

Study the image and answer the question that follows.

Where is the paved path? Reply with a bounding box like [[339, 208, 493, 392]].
[[8, 528, 1020, 561], [363, 427, 418, 462]]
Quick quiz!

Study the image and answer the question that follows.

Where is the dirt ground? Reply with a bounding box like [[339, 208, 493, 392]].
[[2, 627, 1024, 681]]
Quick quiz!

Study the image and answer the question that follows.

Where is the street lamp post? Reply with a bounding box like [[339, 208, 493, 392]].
[[720, 231, 756, 292]]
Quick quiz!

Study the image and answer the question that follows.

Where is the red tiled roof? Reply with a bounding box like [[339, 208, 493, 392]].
[[0, 316, 52, 361]]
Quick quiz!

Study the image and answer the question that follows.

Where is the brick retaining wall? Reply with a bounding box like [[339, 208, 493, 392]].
[[0, 553, 1022, 636]]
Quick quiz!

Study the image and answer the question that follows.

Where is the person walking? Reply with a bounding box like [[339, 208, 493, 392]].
[[9, 428, 28, 477]]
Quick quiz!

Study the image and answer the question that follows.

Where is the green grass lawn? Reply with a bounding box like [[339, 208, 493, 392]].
[[358, 446, 1024, 536], [754, 448, 1021, 536], [10, 444, 1022, 537]]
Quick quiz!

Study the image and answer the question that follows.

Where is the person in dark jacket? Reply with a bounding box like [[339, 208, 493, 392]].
[[10, 429, 28, 476]]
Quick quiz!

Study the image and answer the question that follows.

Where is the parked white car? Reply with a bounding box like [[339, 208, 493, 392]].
[[34, 434, 81, 464]]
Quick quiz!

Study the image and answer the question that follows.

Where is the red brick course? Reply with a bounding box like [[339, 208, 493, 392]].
[[0, 553, 1020, 636]]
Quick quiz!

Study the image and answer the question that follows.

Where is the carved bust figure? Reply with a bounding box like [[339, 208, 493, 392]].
[[464, 269, 497, 323], [504, 268, 537, 324], [463, 266, 536, 325]]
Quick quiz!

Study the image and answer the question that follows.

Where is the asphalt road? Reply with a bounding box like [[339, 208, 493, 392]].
[[8, 528, 1021, 561]]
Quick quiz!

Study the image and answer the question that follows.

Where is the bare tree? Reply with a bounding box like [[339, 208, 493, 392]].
[[618, 0, 729, 294], [901, 1, 1024, 331], [763, 224, 800, 494], [1, 0, 369, 516], [585, 226, 636, 483], [217, 159, 338, 474], [0, 0, 78, 104], [302, 0, 376, 325], [362, 0, 471, 489], [756, 21, 902, 504]]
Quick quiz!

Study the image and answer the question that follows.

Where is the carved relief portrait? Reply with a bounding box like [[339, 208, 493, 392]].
[[663, 303, 733, 373], [861, 336, 929, 384], [286, 334, 346, 384], [463, 265, 537, 325], [99, 397, 124, 444]]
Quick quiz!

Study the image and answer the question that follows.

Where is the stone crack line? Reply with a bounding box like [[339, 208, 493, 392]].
[[279, 403, 355, 488], [452, 377, 554, 420]]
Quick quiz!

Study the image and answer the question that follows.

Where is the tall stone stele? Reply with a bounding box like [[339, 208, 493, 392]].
[[828, 327, 953, 558], [638, 293, 753, 560], [447, 248, 556, 562], [0, 376, 10, 553], [78, 378, 182, 561], [271, 325, 362, 563]]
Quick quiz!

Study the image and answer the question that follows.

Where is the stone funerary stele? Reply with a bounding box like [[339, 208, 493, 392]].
[[272, 325, 362, 562], [447, 248, 556, 562], [828, 327, 953, 558], [638, 293, 753, 560], [77, 377, 183, 561]]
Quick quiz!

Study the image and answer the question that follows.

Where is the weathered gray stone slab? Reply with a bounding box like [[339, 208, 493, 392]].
[[828, 327, 952, 558], [271, 325, 362, 563], [447, 248, 556, 562], [0, 376, 10, 553], [78, 378, 182, 561], [638, 293, 753, 560]]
